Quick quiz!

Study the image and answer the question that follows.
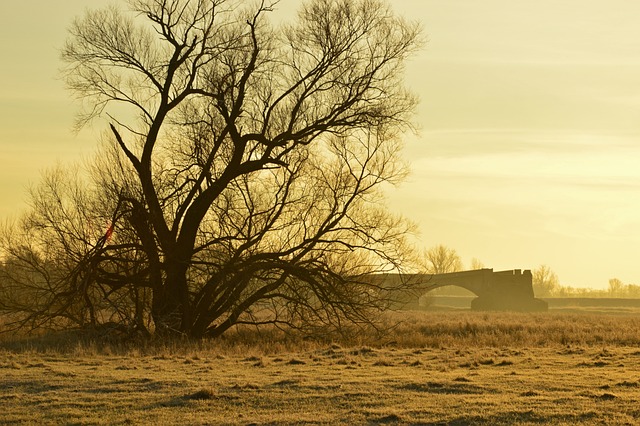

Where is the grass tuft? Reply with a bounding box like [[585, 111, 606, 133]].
[[597, 392, 617, 400], [184, 389, 216, 400]]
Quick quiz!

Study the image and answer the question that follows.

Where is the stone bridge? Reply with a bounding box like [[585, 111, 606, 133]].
[[381, 268, 548, 312]]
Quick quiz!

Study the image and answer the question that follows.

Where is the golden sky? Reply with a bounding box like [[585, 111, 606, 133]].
[[1, 0, 639, 289]]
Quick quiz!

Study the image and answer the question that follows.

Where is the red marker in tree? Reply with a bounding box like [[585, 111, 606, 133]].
[[105, 223, 114, 242]]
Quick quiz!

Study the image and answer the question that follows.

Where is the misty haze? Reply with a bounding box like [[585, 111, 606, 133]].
[[1, 0, 639, 424]]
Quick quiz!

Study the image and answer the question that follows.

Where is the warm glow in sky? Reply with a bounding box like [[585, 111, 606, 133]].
[[1, 1, 640, 289]]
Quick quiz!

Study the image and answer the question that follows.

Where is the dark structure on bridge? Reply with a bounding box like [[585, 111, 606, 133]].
[[382, 268, 548, 312]]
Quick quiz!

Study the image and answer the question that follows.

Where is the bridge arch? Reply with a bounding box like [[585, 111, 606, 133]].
[[381, 268, 547, 311]]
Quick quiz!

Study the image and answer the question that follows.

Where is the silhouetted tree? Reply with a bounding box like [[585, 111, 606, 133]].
[[532, 264, 559, 297], [607, 278, 623, 297], [0, 0, 422, 338], [469, 257, 484, 270], [625, 283, 640, 298], [423, 244, 462, 274]]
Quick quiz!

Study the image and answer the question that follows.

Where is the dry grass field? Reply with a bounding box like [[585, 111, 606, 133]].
[[2, 311, 640, 425]]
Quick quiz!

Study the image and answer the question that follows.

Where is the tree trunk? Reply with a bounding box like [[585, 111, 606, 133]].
[[152, 259, 191, 337]]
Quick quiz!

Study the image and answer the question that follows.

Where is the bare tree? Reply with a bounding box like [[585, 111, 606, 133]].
[[532, 264, 559, 297], [1, 0, 422, 338], [469, 257, 484, 270], [607, 278, 623, 297], [423, 244, 462, 274]]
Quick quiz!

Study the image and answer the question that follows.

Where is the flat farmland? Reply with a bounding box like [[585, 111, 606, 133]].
[[2, 311, 640, 425]]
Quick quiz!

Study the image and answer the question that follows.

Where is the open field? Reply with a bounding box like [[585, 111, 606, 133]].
[[2, 311, 640, 425], [425, 296, 640, 314]]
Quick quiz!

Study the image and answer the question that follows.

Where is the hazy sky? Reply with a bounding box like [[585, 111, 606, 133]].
[[1, 1, 640, 289]]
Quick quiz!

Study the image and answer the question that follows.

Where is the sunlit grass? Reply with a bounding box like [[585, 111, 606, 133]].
[[1, 310, 640, 424]]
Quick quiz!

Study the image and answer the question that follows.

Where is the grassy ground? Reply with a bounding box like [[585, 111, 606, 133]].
[[2, 311, 640, 425]]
